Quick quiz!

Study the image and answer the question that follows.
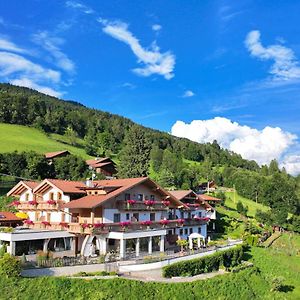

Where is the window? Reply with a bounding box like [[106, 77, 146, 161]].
[[49, 192, 54, 200], [150, 213, 155, 221], [150, 195, 155, 200], [189, 228, 193, 234], [25, 193, 29, 201], [125, 193, 131, 200], [198, 211, 202, 217], [168, 230, 173, 235], [61, 213, 65, 222], [180, 211, 184, 219], [198, 227, 202, 234], [188, 212, 191, 219], [133, 213, 139, 221], [113, 213, 120, 223], [126, 213, 130, 220], [179, 229, 183, 235], [184, 228, 188, 235], [57, 192, 62, 200], [137, 194, 143, 201], [47, 213, 51, 222]]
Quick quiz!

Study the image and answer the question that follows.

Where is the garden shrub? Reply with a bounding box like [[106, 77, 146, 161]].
[[162, 245, 245, 278], [0, 254, 21, 278]]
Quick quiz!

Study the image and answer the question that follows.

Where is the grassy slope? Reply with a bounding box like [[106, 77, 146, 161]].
[[224, 191, 269, 217], [0, 123, 91, 159]]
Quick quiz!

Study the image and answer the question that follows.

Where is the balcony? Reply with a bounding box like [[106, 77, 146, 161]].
[[15, 200, 66, 211], [117, 200, 169, 211]]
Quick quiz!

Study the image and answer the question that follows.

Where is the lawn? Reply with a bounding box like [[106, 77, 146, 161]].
[[0, 243, 299, 299], [0, 123, 91, 159], [224, 191, 269, 217]]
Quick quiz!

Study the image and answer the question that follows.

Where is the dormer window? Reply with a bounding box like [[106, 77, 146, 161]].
[[49, 192, 54, 200], [25, 193, 29, 201], [57, 192, 62, 200]]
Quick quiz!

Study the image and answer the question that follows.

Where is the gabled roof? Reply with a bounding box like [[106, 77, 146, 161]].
[[45, 150, 70, 159], [86, 157, 116, 168], [169, 190, 197, 201], [7, 180, 40, 196], [34, 179, 86, 195], [0, 212, 21, 222], [64, 177, 183, 209], [198, 194, 221, 202]]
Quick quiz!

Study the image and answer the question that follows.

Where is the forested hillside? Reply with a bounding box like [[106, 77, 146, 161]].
[[0, 83, 299, 229]]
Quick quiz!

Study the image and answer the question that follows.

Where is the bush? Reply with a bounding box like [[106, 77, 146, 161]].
[[0, 254, 21, 278], [163, 245, 245, 278], [0, 244, 7, 258]]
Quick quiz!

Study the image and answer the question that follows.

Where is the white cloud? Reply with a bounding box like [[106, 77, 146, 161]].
[[152, 24, 162, 32], [280, 155, 300, 176], [0, 36, 27, 54], [65, 1, 94, 14], [245, 30, 300, 80], [99, 19, 175, 79], [10, 78, 62, 97], [171, 117, 297, 166], [182, 90, 195, 98], [0, 51, 61, 83], [32, 31, 75, 73]]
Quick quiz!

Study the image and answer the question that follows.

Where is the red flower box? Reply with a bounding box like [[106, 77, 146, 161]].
[[59, 222, 69, 228], [140, 220, 152, 226], [127, 200, 136, 205], [47, 200, 56, 205], [177, 219, 185, 225], [119, 221, 131, 227], [81, 223, 91, 229], [41, 221, 51, 227], [11, 201, 20, 206], [28, 200, 38, 205], [93, 223, 105, 228], [160, 219, 170, 225], [187, 203, 200, 207], [162, 200, 170, 206], [23, 219, 34, 225], [144, 200, 155, 206]]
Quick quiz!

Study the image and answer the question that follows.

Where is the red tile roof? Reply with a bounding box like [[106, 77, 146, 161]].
[[0, 212, 21, 222], [7, 180, 41, 196], [45, 150, 70, 159], [86, 157, 115, 168], [198, 194, 221, 201], [23, 181, 40, 189], [64, 177, 183, 209], [169, 190, 195, 200], [34, 179, 86, 194]]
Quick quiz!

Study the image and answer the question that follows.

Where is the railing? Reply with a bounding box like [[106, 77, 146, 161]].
[[68, 218, 209, 234], [117, 200, 169, 211], [78, 217, 103, 224], [16, 201, 66, 211]]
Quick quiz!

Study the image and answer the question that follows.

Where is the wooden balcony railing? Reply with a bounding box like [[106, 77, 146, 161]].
[[16, 201, 66, 211], [117, 200, 169, 211]]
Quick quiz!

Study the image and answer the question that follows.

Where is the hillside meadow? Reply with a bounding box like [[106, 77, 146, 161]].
[[0, 123, 90, 159]]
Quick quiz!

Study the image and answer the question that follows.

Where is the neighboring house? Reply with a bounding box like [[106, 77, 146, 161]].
[[86, 157, 117, 177], [198, 194, 221, 230], [0, 212, 22, 227], [169, 190, 212, 240], [197, 181, 216, 193], [45, 150, 70, 163], [4, 177, 212, 259]]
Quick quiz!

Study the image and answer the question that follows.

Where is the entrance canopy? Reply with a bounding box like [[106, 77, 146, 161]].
[[188, 233, 205, 249]]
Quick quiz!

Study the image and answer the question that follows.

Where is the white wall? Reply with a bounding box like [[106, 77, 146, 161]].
[[175, 224, 207, 239], [174, 209, 207, 219], [103, 209, 168, 223]]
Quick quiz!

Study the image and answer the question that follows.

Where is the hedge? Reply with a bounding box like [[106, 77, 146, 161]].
[[162, 245, 245, 278]]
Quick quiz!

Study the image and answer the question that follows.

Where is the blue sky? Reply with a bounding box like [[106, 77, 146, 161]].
[[1, 0, 300, 173]]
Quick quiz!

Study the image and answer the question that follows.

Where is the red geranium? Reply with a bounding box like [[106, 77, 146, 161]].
[[28, 200, 38, 205], [59, 222, 69, 228], [81, 223, 91, 229], [11, 201, 20, 206], [41, 221, 51, 227], [140, 220, 152, 226], [162, 200, 170, 206], [160, 219, 170, 225], [93, 223, 105, 228], [23, 219, 34, 225], [177, 218, 185, 225], [144, 200, 155, 206], [47, 200, 56, 205], [127, 200, 136, 205], [119, 221, 131, 227]]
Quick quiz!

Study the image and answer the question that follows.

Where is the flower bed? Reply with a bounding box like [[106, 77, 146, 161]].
[[162, 244, 245, 278]]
